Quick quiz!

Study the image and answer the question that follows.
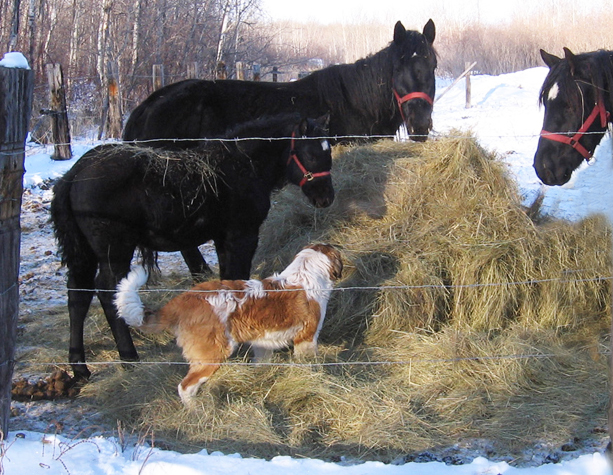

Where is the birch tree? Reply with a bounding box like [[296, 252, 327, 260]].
[[6, 0, 21, 51]]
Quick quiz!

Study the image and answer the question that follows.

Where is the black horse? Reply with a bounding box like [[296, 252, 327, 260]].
[[123, 20, 437, 146], [50, 113, 334, 381], [533, 47, 613, 459], [533, 48, 613, 185]]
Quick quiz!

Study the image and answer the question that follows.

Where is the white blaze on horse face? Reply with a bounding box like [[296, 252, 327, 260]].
[[321, 140, 330, 151], [548, 82, 559, 101]]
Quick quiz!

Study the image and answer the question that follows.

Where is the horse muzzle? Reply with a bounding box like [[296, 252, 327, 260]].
[[302, 177, 335, 208], [533, 152, 575, 186], [406, 119, 432, 142]]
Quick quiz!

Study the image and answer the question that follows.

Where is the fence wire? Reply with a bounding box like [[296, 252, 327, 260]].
[[14, 127, 613, 373]]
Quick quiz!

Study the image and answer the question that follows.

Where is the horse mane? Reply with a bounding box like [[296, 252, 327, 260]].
[[309, 29, 437, 119], [539, 50, 613, 110], [223, 113, 301, 139]]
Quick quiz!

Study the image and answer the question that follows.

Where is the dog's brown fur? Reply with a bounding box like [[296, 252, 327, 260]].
[[115, 243, 342, 405]]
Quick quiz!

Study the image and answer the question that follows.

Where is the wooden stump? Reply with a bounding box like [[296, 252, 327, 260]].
[[0, 64, 33, 438]]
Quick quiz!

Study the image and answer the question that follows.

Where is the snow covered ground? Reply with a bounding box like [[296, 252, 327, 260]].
[[5, 61, 613, 473]]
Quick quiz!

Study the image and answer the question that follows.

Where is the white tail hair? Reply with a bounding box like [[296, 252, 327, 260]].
[[114, 266, 149, 327]]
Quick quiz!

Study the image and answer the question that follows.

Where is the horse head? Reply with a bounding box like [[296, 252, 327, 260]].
[[391, 19, 437, 142], [534, 48, 611, 185], [287, 113, 335, 208]]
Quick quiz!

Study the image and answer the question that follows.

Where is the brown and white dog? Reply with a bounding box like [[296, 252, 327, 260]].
[[114, 243, 342, 406]]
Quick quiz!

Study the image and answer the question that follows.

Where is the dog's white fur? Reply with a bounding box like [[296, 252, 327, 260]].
[[114, 243, 342, 406]]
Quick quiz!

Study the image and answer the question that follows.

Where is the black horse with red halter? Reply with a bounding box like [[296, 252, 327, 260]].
[[123, 20, 437, 146], [533, 48, 613, 185]]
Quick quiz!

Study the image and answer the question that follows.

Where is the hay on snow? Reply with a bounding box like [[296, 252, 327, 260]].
[[69, 134, 612, 461]]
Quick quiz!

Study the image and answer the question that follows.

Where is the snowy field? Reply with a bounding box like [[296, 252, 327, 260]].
[[5, 51, 613, 473]]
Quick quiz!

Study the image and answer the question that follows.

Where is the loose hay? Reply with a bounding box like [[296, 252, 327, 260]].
[[60, 134, 612, 463]]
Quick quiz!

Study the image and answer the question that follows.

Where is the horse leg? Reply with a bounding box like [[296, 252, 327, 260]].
[[215, 233, 258, 280], [180, 247, 212, 282], [66, 261, 97, 381], [96, 259, 139, 366]]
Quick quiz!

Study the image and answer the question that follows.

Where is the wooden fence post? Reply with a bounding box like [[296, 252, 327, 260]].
[[152, 64, 165, 90], [0, 61, 34, 439], [465, 62, 472, 109], [45, 63, 71, 160], [236, 61, 245, 80], [215, 61, 227, 80], [186, 62, 199, 79], [434, 61, 477, 104]]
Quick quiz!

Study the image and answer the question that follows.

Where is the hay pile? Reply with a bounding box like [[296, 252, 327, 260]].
[[85, 135, 612, 462]]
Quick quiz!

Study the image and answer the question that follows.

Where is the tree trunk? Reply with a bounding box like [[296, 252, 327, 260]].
[[130, 0, 142, 75], [106, 61, 122, 138], [27, 0, 36, 60], [68, 0, 80, 78], [215, 0, 231, 65], [155, 0, 167, 64], [6, 0, 21, 51], [46, 63, 72, 160], [97, 0, 113, 86]]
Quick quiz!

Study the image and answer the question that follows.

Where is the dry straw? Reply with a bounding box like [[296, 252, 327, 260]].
[[71, 135, 611, 463]]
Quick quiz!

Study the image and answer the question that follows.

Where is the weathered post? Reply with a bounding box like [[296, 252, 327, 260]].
[[465, 61, 472, 109], [253, 64, 261, 82], [215, 61, 227, 80], [45, 63, 71, 160], [186, 62, 199, 79], [236, 61, 245, 80], [152, 64, 165, 90], [0, 55, 33, 438]]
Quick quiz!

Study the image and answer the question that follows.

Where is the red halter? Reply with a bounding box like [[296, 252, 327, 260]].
[[393, 89, 434, 122], [540, 99, 609, 160], [288, 132, 331, 188]]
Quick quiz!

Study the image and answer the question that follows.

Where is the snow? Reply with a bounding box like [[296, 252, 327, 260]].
[[3, 431, 611, 474], [6, 66, 613, 474], [0, 51, 30, 69]]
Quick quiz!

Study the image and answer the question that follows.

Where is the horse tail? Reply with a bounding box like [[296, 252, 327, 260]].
[[50, 171, 96, 272], [115, 265, 166, 333]]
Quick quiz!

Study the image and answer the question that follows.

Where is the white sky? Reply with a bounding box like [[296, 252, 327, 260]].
[[259, 0, 604, 25]]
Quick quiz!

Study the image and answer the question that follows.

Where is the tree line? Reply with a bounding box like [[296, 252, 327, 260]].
[[1, 0, 306, 122]]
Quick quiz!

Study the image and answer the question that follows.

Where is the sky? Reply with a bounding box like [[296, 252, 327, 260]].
[[259, 0, 513, 25], [7, 52, 613, 473], [259, 0, 607, 25]]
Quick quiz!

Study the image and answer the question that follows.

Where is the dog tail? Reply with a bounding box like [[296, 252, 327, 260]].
[[115, 266, 155, 329]]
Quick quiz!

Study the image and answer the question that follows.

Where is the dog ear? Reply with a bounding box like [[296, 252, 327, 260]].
[[328, 247, 343, 280], [332, 257, 343, 280]]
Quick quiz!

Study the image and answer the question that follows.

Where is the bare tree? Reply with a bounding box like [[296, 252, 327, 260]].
[[6, 0, 21, 51], [216, 0, 231, 66], [97, 0, 113, 85], [130, 0, 142, 75]]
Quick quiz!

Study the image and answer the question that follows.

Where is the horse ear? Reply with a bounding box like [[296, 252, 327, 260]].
[[299, 118, 309, 136], [423, 19, 435, 44], [393, 21, 406, 44], [317, 112, 330, 133], [563, 47, 577, 76], [540, 49, 561, 68]]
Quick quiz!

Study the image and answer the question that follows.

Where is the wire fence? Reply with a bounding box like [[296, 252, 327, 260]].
[[14, 119, 613, 373]]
